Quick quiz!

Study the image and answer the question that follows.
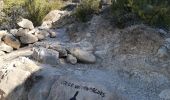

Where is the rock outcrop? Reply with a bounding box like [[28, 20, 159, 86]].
[[17, 18, 34, 29]]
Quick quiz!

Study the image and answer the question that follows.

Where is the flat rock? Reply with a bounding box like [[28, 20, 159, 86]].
[[0, 42, 13, 53], [0, 57, 40, 98], [3, 34, 21, 49], [32, 47, 59, 65], [46, 76, 118, 100], [17, 18, 34, 29], [20, 33, 38, 44], [69, 48, 96, 63]]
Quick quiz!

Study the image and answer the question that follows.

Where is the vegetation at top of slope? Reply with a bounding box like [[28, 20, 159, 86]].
[[112, 0, 170, 29], [74, 0, 101, 22], [1, 0, 63, 28], [24, 0, 63, 26]]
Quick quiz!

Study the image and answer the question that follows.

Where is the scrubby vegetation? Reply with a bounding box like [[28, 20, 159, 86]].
[[1, 0, 63, 28], [24, 0, 63, 26], [1, 0, 25, 29], [74, 0, 100, 22], [112, 0, 170, 29]]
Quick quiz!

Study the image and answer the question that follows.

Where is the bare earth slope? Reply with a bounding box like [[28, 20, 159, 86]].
[[0, 9, 170, 100]]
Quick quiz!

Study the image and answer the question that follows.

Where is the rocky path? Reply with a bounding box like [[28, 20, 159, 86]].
[[1, 10, 170, 100]]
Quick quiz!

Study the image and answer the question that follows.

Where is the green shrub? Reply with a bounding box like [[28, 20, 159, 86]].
[[75, 0, 100, 22], [112, 0, 170, 29], [2, 0, 25, 29], [2, 0, 63, 28], [24, 0, 63, 26]]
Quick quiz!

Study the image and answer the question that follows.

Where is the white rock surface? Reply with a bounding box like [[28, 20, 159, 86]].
[[17, 18, 34, 29], [0, 51, 5, 56], [0, 42, 13, 53]]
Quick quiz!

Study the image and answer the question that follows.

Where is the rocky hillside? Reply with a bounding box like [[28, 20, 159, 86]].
[[0, 0, 170, 100]]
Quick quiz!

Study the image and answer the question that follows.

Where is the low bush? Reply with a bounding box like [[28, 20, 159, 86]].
[[75, 0, 100, 22], [2, 0, 63, 28], [24, 0, 63, 26], [112, 0, 170, 29], [2, 0, 25, 29]]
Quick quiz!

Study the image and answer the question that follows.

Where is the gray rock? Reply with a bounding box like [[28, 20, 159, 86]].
[[3, 34, 21, 49], [43, 10, 65, 23], [165, 38, 170, 43], [157, 46, 169, 58], [20, 33, 38, 44], [47, 30, 56, 38], [41, 21, 53, 29], [49, 45, 67, 58], [66, 54, 77, 64], [0, 42, 13, 52], [15, 28, 29, 37], [46, 76, 117, 100], [69, 48, 96, 63], [17, 18, 34, 29], [32, 47, 59, 65], [35, 30, 49, 40], [159, 29, 168, 37], [159, 89, 170, 99]]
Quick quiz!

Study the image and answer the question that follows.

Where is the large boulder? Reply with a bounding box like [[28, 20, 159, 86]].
[[41, 10, 66, 29], [0, 57, 40, 99], [3, 34, 21, 49], [43, 10, 65, 23], [0, 42, 13, 53], [20, 33, 38, 44], [69, 48, 96, 63], [32, 47, 59, 65], [45, 76, 117, 100], [17, 18, 34, 29]]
